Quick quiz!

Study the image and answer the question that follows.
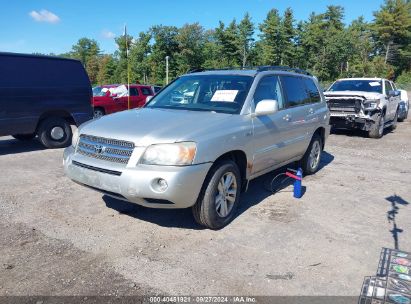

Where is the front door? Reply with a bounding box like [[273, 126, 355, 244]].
[[251, 75, 294, 175]]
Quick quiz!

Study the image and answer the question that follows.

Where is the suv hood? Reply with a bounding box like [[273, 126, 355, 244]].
[[79, 108, 232, 146], [324, 91, 382, 100]]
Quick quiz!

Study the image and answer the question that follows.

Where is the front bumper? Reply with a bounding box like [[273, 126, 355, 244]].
[[63, 146, 212, 209], [329, 112, 378, 131]]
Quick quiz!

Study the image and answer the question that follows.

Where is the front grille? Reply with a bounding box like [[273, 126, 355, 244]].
[[327, 98, 362, 113], [76, 134, 134, 164]]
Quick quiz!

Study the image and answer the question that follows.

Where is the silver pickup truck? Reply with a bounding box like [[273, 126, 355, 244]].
[[324, 78, 401, 138], [64, 67, 330, 229]]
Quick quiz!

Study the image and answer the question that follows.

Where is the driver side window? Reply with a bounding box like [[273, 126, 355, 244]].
[[253, 76, 284, 109]]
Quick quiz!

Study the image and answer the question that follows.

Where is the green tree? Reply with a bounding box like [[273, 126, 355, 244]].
[[129, 31, 152, 83], [238, 13, 255, 67], [215, 20, 241, 66], [97, 55, 117, 85], [71, 38, 100, 65], [175, 23, 206, 73], [373, 0, 411, 66], [280, 8, 296, 66], [150, 25, 179, 84], [259, 9, 282, 65]]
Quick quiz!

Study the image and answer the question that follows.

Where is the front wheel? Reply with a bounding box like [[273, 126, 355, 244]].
[[301, 134, 322, 175], [192, 160, 241, 229], [368, 114, 385, 139]]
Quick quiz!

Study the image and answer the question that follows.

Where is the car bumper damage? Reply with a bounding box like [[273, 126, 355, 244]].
[[326, 95, 381, 131], [63, 145, 212, 209]]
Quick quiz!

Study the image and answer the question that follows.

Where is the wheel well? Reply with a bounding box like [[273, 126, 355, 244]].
[[94, 106, 105, 114], [313, 127, 326, 149], [38, 110, 75, 128], [213, 150, 248, 188]]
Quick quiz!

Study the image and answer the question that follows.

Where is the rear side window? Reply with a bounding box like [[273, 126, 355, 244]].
[[129, 87, 139, 96], [253, 76, 284, 109], [303, 78, 321, 103], [280, 76, 310, 107], [141, 87, 152, 95]]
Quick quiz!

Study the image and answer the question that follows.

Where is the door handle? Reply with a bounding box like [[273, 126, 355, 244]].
[[283, 114, 291, 122], [308, 108, 314, 114]]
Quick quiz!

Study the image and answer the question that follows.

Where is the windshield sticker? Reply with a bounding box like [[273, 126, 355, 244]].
[[369, 81, 381, 87], [211, 90, 238, 102]]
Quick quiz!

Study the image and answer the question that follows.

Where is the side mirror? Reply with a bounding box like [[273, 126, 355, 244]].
[[145, 96, 153, 104], [388, 90, 400, 97], [254, 99, 279, 116]]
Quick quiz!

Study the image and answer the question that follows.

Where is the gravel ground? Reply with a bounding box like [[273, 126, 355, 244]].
[[0, 111, 410, 297]]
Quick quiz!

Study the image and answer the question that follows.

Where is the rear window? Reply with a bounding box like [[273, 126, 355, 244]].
[[281, 76, 310, 107], [0, 55, 90, 88]]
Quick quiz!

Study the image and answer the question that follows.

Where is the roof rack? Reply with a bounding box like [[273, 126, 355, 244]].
[[187, 66, 311, 76]]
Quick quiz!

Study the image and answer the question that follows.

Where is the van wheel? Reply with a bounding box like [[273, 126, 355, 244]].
[[37, 117, 72, 149], [12, 133, 36, 141], [301, 134, 322, 175], [369, 114, 384, 139], [192, 160, 241, 229], [93, 108, 105, 118]]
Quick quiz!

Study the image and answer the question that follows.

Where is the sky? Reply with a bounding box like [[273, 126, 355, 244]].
[[1, 0, 384, 55]]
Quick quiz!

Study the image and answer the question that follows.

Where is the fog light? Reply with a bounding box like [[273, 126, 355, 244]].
[[152, 178, 168, 192]]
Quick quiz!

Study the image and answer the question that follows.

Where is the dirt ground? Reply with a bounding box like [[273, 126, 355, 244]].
[[0, 111, 410, 297]]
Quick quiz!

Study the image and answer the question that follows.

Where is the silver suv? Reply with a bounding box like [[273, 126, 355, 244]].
[[64, 67, 330, 229]]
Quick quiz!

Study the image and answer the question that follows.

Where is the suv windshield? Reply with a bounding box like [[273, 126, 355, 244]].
[[146, 75, 253, 114], [328, 80, 382, 93]]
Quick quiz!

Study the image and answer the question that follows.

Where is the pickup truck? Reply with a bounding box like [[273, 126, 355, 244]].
[[92, 84, 154, 118], [324, 78, 401, 138]]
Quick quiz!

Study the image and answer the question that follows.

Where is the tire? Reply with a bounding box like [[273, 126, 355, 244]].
[[192, 160, 241, 229], [368, 114, 385, 139], [93, 108, 105, 118], [301, 134, 323, 175], [12, 133, 36, 141], [391, 109, 398, 130], [37, 117, 72, 149]]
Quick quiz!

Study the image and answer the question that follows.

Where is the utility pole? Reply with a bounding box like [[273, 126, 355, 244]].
[[165, 56, 170, 85]]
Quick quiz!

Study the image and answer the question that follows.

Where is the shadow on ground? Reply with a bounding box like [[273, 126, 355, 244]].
[[104, 151, 335, 230], [386, 194, 409, 250], [0, 137, 45, 156]]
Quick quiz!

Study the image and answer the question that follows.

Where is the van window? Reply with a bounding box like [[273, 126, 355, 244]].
[[281, 76, 310, 107], [129, 87, 139, 96], [141, 87, 152, 96], [303, 78, 321, 103], [253, 76, 284, 109]]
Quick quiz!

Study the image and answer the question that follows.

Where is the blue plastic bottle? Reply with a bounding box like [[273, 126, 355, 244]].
[[293, 168, 303, 198]]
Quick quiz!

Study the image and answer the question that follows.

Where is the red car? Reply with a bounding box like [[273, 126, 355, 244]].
[[92, 84, 154, 118]]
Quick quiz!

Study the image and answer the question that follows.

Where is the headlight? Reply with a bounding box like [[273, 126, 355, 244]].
[[71, 128, 79, 148], [140, 142, 196, 166], [364, 100, 379, 109]]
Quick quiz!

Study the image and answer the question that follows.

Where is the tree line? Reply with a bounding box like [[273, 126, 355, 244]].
[[59, 0, 411, 87]]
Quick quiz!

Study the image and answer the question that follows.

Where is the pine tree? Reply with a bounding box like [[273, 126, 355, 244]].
[[238, 13, 255, 67]]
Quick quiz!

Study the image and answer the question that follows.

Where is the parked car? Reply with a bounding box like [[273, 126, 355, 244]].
[[0, 52, 93, 148], [398, 89, 409, 122], [324, 78, 401, 138], [64, 66, 330, 229], [92, 84, 154, 118]]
